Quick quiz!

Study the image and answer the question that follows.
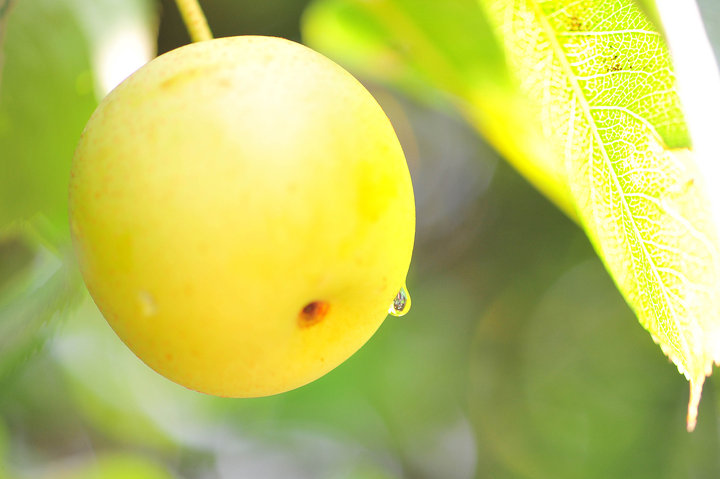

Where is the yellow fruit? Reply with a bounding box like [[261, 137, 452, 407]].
[[69, 36, 415, 397]]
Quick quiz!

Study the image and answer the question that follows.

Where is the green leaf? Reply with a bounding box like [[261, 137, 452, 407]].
[[479, 0, 720, 431]]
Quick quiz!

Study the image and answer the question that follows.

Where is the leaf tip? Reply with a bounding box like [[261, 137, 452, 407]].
[[686, 378, 705, 432]]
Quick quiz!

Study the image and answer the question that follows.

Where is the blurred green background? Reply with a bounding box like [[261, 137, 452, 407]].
[[1, 0, 720, 478]]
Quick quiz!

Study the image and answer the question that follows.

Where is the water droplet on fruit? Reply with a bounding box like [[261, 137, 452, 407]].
[[138, 291, 157, 317], [388, 285, 411, 317]]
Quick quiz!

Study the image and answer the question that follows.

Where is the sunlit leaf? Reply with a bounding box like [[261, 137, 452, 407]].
[[480, 0, 720, 431]]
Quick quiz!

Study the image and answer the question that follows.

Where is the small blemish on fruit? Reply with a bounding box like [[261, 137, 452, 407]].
[[138, 290, 157, 317], [298, 301, 330, 328]]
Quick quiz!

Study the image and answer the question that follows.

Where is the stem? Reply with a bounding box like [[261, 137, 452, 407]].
[[174, 0, 213, 43]]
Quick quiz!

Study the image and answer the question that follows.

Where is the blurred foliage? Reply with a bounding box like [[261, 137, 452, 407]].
[[0, 0, 96, 235], [470, 260, 720, 478], [1, 0, 720, 478], [0, 240, 82, 386]]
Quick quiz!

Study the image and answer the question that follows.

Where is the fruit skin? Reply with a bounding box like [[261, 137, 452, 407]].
[[68, 36, 415, 397]]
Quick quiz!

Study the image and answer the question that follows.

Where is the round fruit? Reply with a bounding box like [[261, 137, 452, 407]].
[[69, 36, 415, 397]]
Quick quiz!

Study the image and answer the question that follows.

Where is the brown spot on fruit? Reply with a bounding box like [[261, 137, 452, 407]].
[[298, 301, 330, 328]]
